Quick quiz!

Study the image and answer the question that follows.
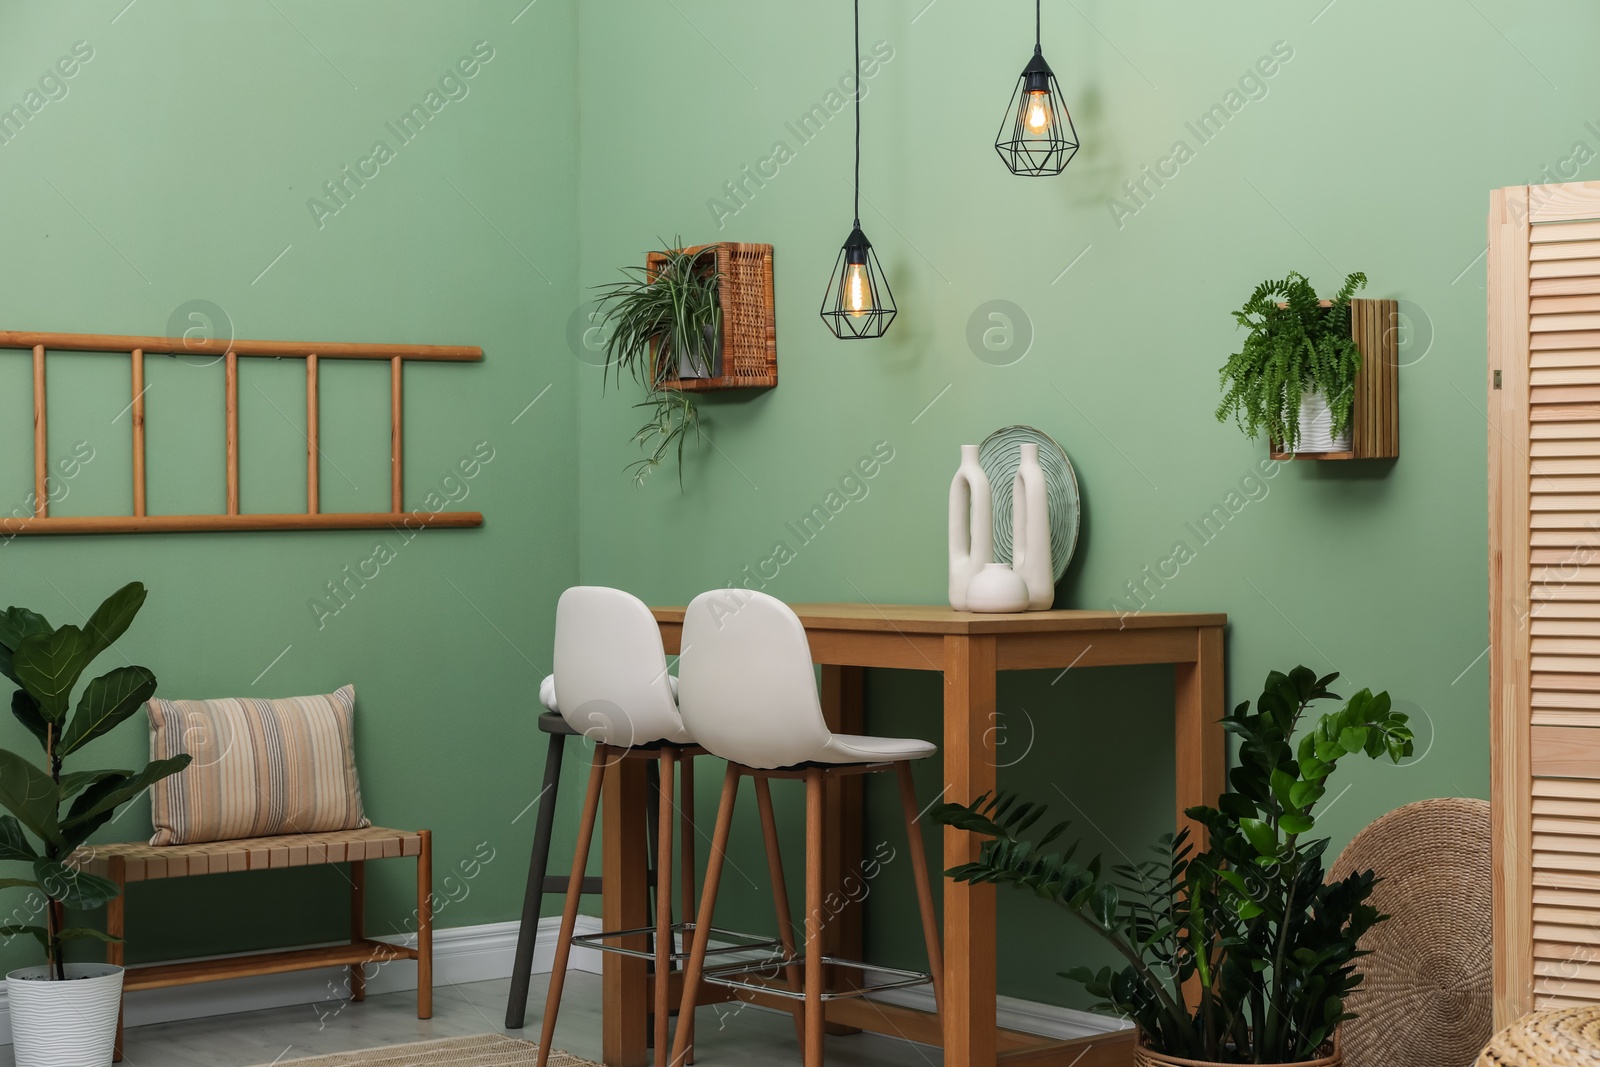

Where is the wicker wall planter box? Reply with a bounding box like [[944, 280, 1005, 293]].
[[647, 242, 777, 392], [1270, 297, 1399, 461]]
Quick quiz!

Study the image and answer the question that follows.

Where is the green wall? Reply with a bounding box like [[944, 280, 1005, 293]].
[[572, 0, 1598, 1009], [0, 0, 580, 969]]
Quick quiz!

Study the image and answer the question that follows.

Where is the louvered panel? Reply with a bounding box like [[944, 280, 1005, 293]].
[[1534, 923, 1600, 945], [1535, 778, 1600, 799], [1533, 689, 1600, 709], [1535, 977, 1600, 1005], [1533, 637, 1600, 655], [1533, 905, 1600, 927], [1533, 331, 1600, 351], [1534, 354, 1600, 371], [1534, 368, 1600, 386], [1532, 386, 1600, 405], [1536, 531, 1600, 547], [1535, 657, 1600, 673], [1534, 710, 1600, 728], [1535, 957, 1600, 982], [1533, 603, 1600, 621], [1532, 817, 1600, 838], [1529, 315, 1600, 331], [1535, 993, 1600, 1011], [1526, 586, 1600, 602], [1532, 219, 1600, 243], [1530, 260, 1600, 280], [1535, 793, 1600, 816], [1532, 495, 1600, 511], [1531, 479, 1600, 495], [1533, 295, 1600, 314], [1533, 545, 1600, 562], [1532, 404, 1600, 423], [1536, 868, 1600, 891], [1533, 439, 1600, 457], [1534, 672, 1600, 691], [1533, 834, 1600, 854], [1532, 277, 1600, 297], [1537, 421, 1600, 438], [1533, 241, 1600, 262], [1533, 512, 1600, 528], [1537, 851, 1600, 874]]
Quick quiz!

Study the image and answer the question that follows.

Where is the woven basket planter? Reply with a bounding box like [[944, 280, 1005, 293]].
[[645, 242, 776, 392], [1133, 1032, 1341, 1067]]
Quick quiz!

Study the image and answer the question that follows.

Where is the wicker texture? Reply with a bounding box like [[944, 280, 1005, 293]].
[[71, 826, 422, 882], [1132, 1038, 1339, 1066], [1329, 797, 1493, 1067], [1477, 1006, 1600, 1066], [250, 1034, 594, 1066], [648, 242, 776, 391]]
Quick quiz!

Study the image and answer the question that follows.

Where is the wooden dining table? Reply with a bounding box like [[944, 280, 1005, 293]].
[[600, 604, 1227, 1067]]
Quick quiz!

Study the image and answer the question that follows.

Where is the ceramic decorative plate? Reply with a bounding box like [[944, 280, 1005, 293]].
[[978, 425, 1081, 582]]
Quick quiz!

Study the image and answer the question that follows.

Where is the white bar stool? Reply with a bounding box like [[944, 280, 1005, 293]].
[[670, 589, 944, 1067], [533, 586, 783, 1067]]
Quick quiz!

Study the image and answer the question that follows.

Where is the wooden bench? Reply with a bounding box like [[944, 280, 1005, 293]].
[[72, 826, 432, 1061]]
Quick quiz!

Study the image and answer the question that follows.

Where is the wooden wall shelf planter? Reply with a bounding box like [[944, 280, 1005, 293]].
[[647, 242, 777, 392], [1, 330, 484, 536], [1269, 298, 1400, 461]]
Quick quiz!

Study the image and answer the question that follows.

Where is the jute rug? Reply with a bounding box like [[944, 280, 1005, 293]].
[[253, 1034, 598, 1066]]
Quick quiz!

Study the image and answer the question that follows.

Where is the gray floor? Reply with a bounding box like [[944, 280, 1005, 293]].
[[13, 974, 942, 1067]]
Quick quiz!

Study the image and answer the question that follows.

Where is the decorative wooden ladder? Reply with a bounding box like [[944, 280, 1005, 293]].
[[2, 330, 484, 535]]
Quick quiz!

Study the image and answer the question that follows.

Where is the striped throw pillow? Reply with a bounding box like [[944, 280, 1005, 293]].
[[146, 684, 371, 846]]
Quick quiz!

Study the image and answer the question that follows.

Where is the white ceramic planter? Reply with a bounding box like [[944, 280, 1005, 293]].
[[7, 963, 123, 1067], [1293, 388, 1351, 453]]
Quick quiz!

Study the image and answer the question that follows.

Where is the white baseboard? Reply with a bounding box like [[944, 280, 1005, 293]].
[[0, 915, 1124, 1046]]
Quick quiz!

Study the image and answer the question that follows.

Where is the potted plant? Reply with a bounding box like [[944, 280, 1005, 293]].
[[932, 665, 1414, 1066], [0, 582, 190, 1067], [593, 240, 723, 487], [1216, 272, 1367, 453]]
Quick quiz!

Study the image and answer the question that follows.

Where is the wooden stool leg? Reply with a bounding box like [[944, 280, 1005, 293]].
[[654, 751, 675, 1067], [804, 767, 825, 1067], [678, 756, 697, 1064], [507, 730, 569, 1029], [350, 859, 367, 1002], [538, 747, 609, 1067], [754, 778, 805, 1047], [670, 766, 739, 1067], [644, 758, 661, 1046], [416, 830, 432, 1019], [895, 761, 944, 1019], [108, 857, 125, 1063]]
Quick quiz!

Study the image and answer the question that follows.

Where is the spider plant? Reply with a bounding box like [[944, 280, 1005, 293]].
[[593, 241, 722, 487]]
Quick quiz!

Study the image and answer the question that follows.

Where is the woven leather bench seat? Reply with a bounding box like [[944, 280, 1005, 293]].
[[73, 826, 425, 882]]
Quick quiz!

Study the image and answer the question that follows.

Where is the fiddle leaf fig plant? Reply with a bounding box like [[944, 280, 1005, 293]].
[[592, 240, 722, 488], [1216, 271, 1367, 450], [931, 665, 1413, 1063], [0, 582, 191, 980]]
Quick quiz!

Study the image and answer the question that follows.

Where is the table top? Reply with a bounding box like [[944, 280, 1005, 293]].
[[651, 602, 1226, 635]]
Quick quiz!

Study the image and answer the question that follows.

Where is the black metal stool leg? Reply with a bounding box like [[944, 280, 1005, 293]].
[[506, 730, 568, 1029]]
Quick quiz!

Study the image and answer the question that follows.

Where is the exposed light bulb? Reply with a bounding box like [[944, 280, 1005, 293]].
[[843, 262, 874, 317], [1024, 90, 1052, 134]]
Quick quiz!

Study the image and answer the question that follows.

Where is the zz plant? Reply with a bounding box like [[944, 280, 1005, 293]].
[[0, 582, 190, 980], [931, 666, 1413, 1063], [1216, 271, 1367, 451], [593, 240, 722, 487]]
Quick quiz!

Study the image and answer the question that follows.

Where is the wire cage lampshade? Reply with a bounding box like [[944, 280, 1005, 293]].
[[995, 2, 1079, 176], [821, 224, 896, 340]]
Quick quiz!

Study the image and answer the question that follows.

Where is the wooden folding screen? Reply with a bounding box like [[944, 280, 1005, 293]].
[[1490, 182, 1600, 1024], [1, 330, 484, 535]]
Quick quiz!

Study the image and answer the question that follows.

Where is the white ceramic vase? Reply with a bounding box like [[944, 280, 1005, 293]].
[[1293, 388, 1351, 453], [1011, 443, 1054, 610], [8, 963, 124, 1067], [949, 445, 994, 610], [965, 563, 1031, 613]]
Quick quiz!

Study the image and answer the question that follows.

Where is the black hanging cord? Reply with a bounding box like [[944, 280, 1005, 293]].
[[853, 0, 862, 226], [1035, 0, 1042, 51]]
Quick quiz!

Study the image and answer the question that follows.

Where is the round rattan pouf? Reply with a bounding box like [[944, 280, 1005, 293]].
[[1328, 796, 1493, 1067], [1478, 1005, 1600, 1065]]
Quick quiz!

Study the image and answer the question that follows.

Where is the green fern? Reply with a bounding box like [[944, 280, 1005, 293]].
[[1215, 271, 1366, 450]]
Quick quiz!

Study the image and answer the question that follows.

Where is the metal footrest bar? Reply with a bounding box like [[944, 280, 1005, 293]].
[[702, 956, 933, 1002], [570, 922, 781, 964]]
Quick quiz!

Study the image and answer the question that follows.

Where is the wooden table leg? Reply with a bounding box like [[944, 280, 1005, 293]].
[[1173, 626, 1226, 842], [819, 665, 864, 1033], [604, 755, 651, 1067], [108, 856, 125, 1063], [944, 635, 997, 1067]]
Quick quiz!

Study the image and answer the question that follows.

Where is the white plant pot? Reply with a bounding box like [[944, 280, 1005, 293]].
[[8, 963, 124, 1067], [1292, 388, 1351, 453]]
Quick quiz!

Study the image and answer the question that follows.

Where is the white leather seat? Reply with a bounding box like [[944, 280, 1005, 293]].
[[550, 585, 691, 747], [677, 588, 935, 768]]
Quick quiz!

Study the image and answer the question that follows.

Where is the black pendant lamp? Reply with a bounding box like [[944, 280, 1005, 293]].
[[995, 0, 1079, 176], [821, 0, 895, 340]]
